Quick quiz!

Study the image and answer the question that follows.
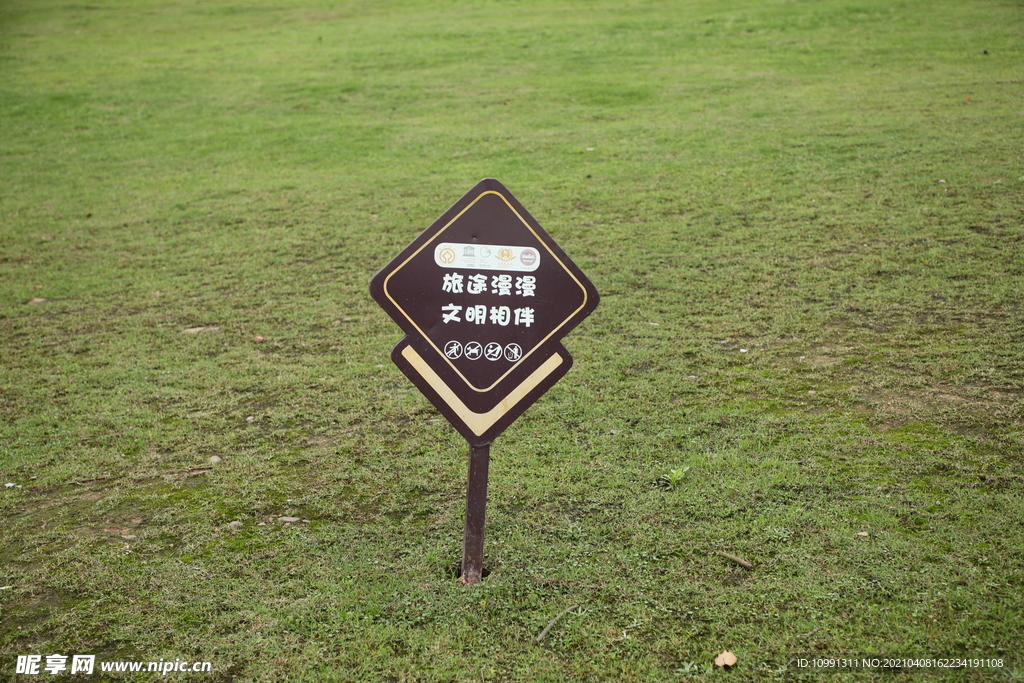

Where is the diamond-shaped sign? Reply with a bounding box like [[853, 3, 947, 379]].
[[370, 178, 599, 445]]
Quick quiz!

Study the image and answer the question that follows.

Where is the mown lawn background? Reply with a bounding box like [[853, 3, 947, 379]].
[[1, 0, 1022, 680]]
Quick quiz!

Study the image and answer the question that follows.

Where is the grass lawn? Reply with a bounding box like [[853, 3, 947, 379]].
[[2, 0, 1023, 680]]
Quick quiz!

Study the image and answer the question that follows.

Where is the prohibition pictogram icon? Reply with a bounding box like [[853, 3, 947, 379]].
[[464, 342, 483, 360], [444, 341, 463, 359]]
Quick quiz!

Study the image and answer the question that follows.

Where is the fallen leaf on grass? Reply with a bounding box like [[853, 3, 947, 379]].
[[181, 326, 221, 334], [857, 531, 869, 537], [27, 298, 48, 305], [714, 651, 738, 668]]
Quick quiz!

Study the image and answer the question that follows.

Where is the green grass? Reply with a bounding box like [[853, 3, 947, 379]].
[[2, 0, 1023, 680]]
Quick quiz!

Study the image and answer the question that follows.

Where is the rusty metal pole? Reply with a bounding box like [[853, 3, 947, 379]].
[[459, 441, 490, 585]]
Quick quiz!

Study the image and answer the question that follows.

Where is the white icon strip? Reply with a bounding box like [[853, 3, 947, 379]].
[[434, 242, 540, 272]]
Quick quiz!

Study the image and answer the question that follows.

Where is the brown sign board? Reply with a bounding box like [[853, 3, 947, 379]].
[[370, 178, 599, 446]]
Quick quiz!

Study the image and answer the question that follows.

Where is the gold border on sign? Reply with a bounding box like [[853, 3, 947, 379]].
[[402, 345, 564, 436], [383, 190, 589, 393]]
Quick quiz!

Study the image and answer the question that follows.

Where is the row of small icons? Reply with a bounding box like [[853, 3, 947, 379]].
[[444, 341, 522, 362], [438, 246, 537, 266]]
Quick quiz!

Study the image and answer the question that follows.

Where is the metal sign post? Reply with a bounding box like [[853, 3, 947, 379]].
[[461, 442, 490, 585], [370, 178, 598, 585]]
